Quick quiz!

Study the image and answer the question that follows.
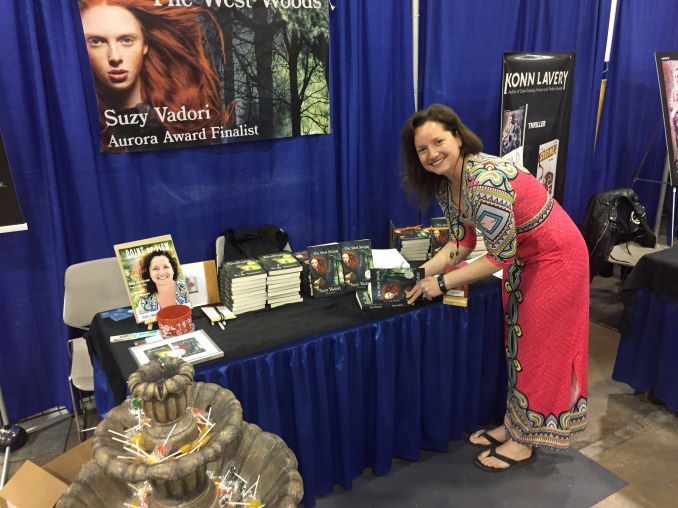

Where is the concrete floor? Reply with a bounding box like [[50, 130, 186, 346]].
[[2, 269, 677, 506], [573, 272, 678, 508]]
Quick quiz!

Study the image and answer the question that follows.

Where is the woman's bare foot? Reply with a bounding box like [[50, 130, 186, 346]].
[[475, 440, 533, 470], [467, 425, 507, 446]]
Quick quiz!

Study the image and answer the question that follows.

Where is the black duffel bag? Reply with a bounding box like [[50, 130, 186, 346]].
[[221, 224, 290, 262]]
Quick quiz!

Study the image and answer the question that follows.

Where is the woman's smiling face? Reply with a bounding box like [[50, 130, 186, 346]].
[[413, 121, 463, 179], [149, 255, 174, 288]]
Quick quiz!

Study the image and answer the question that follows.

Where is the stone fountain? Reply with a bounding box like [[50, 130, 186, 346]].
[[56, 357, 303, 507]]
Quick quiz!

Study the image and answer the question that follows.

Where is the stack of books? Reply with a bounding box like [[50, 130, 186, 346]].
[[258, 252, 303, 308], [356, 267, 424, 309], [392, 226, 430, 261], [218, 258, 267, 315]]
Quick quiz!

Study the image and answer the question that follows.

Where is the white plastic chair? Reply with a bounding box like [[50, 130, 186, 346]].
[[67, 338, 95, 440], [63, 257, 130, 441], [63, 257, 129, 329]]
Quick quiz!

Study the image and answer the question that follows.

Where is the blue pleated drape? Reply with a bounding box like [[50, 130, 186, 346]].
[[593, 0, 678, 229], [612, 289, 678, 412], [93, 284, 505, 507], [418, 0, 611, 225], [0, 0, 416, 420]]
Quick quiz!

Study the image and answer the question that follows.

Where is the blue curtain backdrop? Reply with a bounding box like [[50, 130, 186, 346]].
[[593, 0, 678, 229], [0, 0, 415, 421], [418, 0, 611, 225]]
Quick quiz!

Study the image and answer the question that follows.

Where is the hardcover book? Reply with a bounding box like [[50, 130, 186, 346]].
[[338, 239, 373, 291], [428, 217, 450, 258], [258, 252, 303, 275], [219, 258, 267, 282], [113, 234, 190, 324], [355, 289, 395, 310], [366, 267, 425, 308], [267, 274, 301, 287], [307, 243, 345, 297], [293, 250, 313, 296]]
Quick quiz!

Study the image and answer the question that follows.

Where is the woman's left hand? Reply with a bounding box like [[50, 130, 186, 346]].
[[406, 276, 443, 304]]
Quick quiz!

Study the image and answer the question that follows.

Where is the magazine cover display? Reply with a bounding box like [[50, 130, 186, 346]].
[[307, 243, 344, 297], [338, 239, 373, 290], [76, 0, 331, 153], [656, 52, 678, 185], [356, 267, 425, 309], [113, 234, 190, 323], [129, 328, 223, 366]]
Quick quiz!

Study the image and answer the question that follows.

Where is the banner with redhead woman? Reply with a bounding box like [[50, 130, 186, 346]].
[[77, 0, 331, 153], [114, 234, 190, 323], [656, 52, 678, 186], [500, 52, 575, 203], [0, 132, 27, 233]]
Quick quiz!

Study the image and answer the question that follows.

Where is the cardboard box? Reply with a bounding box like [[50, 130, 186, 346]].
[[0, 439, 92, 508]]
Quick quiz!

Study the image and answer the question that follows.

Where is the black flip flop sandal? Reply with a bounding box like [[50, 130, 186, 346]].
[[474, 447, 536, 472], [465, 430, 504, 448]]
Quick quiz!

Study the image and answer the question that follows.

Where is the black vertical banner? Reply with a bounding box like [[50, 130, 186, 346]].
[[501, 52, 576, 203], [655, 52, 678, 186], [0, 131, 27, 233]]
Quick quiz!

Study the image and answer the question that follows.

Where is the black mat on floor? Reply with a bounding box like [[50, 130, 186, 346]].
[[314, 440, 626, 508]]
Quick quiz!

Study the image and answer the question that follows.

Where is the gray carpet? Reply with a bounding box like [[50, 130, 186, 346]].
[[589, 273, 624, 331], [314, 440, 626, 507]]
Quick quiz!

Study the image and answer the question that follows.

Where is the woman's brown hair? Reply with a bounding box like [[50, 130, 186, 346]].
[[400, 104, 483, 209]]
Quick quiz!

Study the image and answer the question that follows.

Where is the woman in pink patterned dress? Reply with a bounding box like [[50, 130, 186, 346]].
[[401, 104, 588, 471]]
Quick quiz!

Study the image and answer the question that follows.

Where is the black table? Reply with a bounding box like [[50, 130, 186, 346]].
[[88, 280, 505, 507], [614, 246, 678, 411]]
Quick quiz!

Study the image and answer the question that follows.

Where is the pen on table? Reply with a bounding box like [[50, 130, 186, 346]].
[[214, 306, 227, 331]]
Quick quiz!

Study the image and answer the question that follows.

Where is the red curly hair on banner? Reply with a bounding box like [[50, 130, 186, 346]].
[[79, 0, 232, 133]]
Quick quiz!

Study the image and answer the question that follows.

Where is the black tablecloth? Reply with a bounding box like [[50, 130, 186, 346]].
[[620, 245, 678, 332], [86, 288, 465, 403]]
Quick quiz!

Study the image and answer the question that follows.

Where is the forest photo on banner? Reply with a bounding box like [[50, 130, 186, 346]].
[[77, 0, 330, 153]]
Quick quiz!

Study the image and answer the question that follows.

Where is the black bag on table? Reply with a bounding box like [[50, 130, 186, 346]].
[[580, 188, 656, 280], [221, 224, 290, 262]]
